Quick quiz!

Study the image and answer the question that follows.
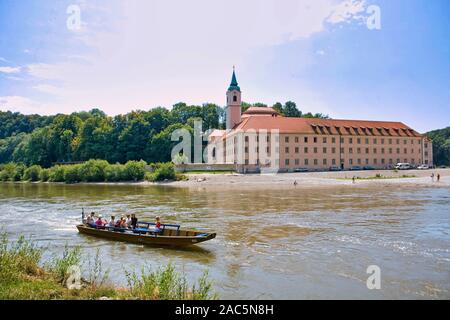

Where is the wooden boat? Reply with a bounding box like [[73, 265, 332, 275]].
[[76, 222, 216, 247]]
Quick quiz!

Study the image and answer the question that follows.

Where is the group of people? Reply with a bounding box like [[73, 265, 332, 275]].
[[84, 212, 162, 232]]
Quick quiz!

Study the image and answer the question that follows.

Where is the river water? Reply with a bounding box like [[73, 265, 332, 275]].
[[0, 183, 449, 299]]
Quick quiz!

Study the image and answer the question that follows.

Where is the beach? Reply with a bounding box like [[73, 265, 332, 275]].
[[169, 168, 450, 189]]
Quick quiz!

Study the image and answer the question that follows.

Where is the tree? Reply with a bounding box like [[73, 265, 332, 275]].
[[283, 101, 301, 117]]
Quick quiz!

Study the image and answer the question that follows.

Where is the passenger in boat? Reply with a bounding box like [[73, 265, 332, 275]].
[[155, 216, 162, 232], [86, 212, 96, 225], [131, 214, 138, 229], [95, 215, 106, 227], [108, 215, 116, 227], [125, 214, 132, 228]]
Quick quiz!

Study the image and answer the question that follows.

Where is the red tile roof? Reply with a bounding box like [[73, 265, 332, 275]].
[[230, 116, 422, 137]]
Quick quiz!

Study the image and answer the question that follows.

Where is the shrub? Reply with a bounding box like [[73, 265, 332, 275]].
[[64, 165, 82, 184], [153, 162, 176, 181], [78, 160, 109, 182], [39, 168, 50, 182], [105, 164, 125, 182], [23, 165, 42, 182], [11, 163, 25, 181], [49, 165, 66, 182], [123, 160, 146, 181]]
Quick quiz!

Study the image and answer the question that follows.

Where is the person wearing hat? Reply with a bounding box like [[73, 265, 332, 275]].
[[95, 214, 105, 227]]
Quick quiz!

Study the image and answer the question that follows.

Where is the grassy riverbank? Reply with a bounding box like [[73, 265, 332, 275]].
[[0, 234, 216, 300]]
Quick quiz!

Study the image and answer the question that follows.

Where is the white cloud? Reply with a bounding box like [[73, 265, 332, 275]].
[[0, 96, 48, 114], [13, 0, 370, 115], [0, 66, 21, 74]]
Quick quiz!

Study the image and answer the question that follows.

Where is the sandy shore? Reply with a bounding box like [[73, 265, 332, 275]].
[[166, 168, 450, 190]]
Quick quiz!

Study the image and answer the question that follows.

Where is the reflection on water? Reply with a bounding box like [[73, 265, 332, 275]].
[[0, 183, 449, 299]]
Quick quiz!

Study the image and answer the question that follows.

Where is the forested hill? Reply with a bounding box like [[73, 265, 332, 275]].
[[0, 101, 327, 167], [426, 127, 450, 166]]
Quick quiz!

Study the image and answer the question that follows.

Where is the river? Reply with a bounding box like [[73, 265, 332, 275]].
[[0, 183, 449, 299]]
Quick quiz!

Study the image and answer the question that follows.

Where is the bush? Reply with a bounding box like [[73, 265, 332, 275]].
[[78, 160, 109, 182], [124, 160, 146, 181], [23, 165, 42, 182], [105, 164, 125, 182], [64, 165, 82, 184], [153, 162, 176, 181], [49, 165, 66, 182], [39, 168, 50, 182]]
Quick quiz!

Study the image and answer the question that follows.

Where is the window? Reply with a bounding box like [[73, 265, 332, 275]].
[[365, 138, 369, 144], [374, 158, 378, 164], [341, 137, 344, 143], [323, 137, 327, 143], [323, 147, 327, 154], [314, 159, 318, 165], [305, 159, 309, 165], [233, 95, 237, 102], [349, 148, 353, 154], [314, 137, 318, 143], [285, 147, 289, 153], [304, 147, 308, 153], [357, 159, 361, 164], [349, 138, 353, 144], [295, 137, 299, 143], [285, 159, 290, 166], [365, 148, 369, 154], [381, 159, 385, 164], [389, 148, 392, 154], [349, 159, 353, 165], [404, 148, 407, 154], [366, 159, 369, 165], [381, 148, 385, 154], [245, 147, 248, 153], [304, 137, 308, 143], [314, 147, 318, 153], [389, 139, 392, 144], [357, 148, 361, 154], [332, 159, 336, 165], [332, 137, 336, 143], [332, 147, 336, 154], [295, 147, 299, 153], [245, 136, 249, 142], [373, 139, 377, 144], [381, 139, 385, 144], [295, 159, 300, 165], [357, 138, 361, 144], [373, 148, 377, 154], [285, 136, 289, 143], [340, 148, 344, 153], [323, 159, 327, 165]]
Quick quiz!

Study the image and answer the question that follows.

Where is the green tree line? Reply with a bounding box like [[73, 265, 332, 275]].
[[426, 127, 450, 166], [0, 101, 325, 167], [0, 160, 181, 183]]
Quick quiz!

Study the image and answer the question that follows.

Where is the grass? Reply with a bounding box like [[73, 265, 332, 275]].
[[0, 233, 217, 300]]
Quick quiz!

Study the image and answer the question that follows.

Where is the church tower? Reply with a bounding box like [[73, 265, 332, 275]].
[[226, 67, 242, 130]]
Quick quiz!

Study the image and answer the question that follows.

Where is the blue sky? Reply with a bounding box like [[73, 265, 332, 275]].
[[0, 0, 448, 132]]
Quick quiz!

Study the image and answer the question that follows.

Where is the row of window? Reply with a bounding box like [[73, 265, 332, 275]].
[[243, 146, 422, 155], [242, 135, 424, 146], [244, 158, 420, 166]]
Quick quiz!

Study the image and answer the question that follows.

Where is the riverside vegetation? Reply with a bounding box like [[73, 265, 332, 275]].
[[0, 160, 185, 183], [0, 233, 217, 300]]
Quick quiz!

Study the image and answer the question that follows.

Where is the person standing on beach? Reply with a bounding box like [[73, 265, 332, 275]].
[[431, 173, 435, 182], [352, 176, 356, 184], [437, 173, 440, 182]]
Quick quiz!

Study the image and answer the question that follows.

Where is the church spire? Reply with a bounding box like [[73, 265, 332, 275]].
[[228, 66, 241, 92]]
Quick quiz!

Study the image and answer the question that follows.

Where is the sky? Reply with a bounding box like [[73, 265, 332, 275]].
[[0, 0, 449, 132]]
